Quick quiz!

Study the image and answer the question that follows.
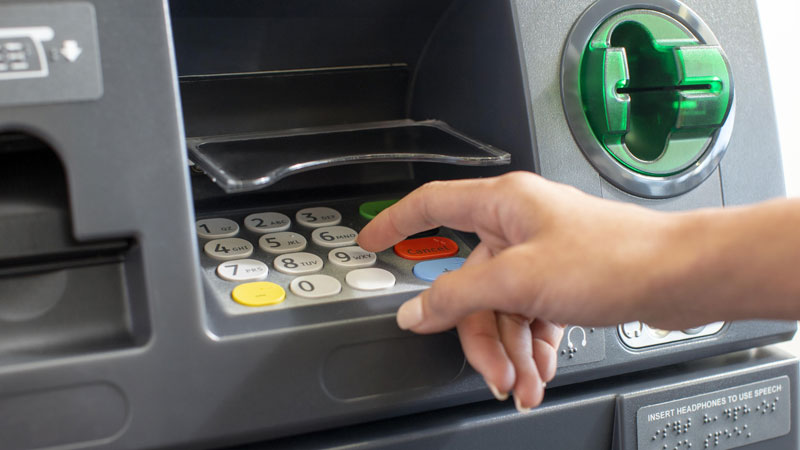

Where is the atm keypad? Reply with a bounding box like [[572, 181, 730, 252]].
[[204, 237, 254, 260], [311, 226, 358, 247], [196, 201, 470, 314], [196, 218, 240, 239], [216, 259, 268, 282], [258, 232, 308, 254], [345, 268, 396, 291], [296, 207, 342, 227], [273, 252, 324, 275], [244, 212, 291, 233], [290, 274, 342, 298]]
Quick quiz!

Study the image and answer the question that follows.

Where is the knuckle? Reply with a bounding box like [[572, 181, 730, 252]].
[[500, 313, 532, 329]]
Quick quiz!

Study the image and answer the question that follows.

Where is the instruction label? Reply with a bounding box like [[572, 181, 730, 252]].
[[637, 376, 790, 450]]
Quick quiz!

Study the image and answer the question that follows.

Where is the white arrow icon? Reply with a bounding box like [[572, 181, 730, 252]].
[[60, 40, 82, 62]]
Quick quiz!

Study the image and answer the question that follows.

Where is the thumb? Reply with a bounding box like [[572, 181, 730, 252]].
[[397, 247, 536, 333]]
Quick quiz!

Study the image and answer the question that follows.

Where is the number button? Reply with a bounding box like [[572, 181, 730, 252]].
[[290, 274, 342, 298], [328, 246, 376, 268], [273, 252, 324, 275], [197, 218, 239, 239], [216, 259, 268, 282], [296, 207, 342, 228], [204, 238, 254, 261], [345, 268, 396, 291], [244, 212, 291, 233], [232, 282, 286, 307], [311, 226, 358, 248], [258, 232, 308, 254]]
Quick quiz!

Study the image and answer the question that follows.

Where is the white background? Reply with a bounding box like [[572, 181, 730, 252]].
[[756, 1, 800, 351], [757, 1, 799, 197]]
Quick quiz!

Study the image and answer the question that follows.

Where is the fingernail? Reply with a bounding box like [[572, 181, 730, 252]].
[[514, 394, 532, 414], [486, 382, 508, 401], [542, 382, 547, 389], [396, 296, 424, 330]]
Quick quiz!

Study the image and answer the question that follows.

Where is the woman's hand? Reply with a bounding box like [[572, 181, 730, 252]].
[[357, 171, 682, 410]]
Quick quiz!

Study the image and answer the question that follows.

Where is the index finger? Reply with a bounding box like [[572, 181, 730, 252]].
[[357, 178, 493, 252]]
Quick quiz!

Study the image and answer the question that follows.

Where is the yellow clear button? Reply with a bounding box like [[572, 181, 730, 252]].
[[232, 282, 286, 307]]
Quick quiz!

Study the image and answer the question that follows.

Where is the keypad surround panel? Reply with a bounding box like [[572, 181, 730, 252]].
[[196, 198, 473, 318]]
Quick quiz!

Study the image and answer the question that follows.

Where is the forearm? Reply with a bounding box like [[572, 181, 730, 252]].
[[644, 198, 800, 329]]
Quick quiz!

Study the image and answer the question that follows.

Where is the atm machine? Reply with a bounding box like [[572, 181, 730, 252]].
[[0, 0, 796, 449]]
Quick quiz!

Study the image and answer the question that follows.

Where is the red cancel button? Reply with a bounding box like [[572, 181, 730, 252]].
[[394, 237, 459, 261]]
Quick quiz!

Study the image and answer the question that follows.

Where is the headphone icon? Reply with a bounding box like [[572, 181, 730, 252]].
[[567, 326, 587, 350]]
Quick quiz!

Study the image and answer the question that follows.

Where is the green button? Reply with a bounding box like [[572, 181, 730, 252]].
[[579, 10, 732, 177], [359, 199, 398, 220]]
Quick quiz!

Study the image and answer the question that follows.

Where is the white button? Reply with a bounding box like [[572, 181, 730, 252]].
[[273, 252, 324, 275], [197, 218, 239, 239], [8, 52, 26, 62], [4, 42, 24, 51], [244, 212, 291, 233], [259, 232, 307, 254], [290, 274, 342, 298], [345, 268, 396, 291], [328, 246, 376, 268], [311, 226, 358, 248], [204, 238, 253, 261], [216, 258, 268, 282], [296, 207, 341, 228], [0, 63, 7, 72], [10, 61, 29, 71]]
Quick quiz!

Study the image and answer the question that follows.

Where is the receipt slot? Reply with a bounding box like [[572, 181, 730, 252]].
[[562, 0, 734, 198]]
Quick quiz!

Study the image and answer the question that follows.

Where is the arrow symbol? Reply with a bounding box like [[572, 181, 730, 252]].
[[60, 40, 82, 62]]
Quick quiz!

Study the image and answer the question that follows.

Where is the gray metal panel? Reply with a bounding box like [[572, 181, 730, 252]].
[[514, 0, 604, 196], [239, 348, 798, 450], [687, 0, 787, 205], [613, 348, 799, 450]]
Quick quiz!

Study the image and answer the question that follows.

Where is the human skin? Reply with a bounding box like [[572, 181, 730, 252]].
[[356, 171, 800, 412]]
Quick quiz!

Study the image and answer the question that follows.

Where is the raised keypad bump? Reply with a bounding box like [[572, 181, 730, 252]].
[[311, 226, 358, 248], [216, 258, 268, 282], [232, 282, 286, 307], [244, 212, 291, 233], [296, 207, 342, 228], [273, 252, 324, 275], [204, 238, 254, 261], [259, 232, 308, 255], [290, 274, 342, 298], [197, 218, 240, 239], [328, 246, 376, 268], [345, 268, 396, 291], [412, 257, 466, 282]]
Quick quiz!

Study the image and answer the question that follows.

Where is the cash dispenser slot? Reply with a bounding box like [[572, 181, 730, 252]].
[[176, 0, 533, 197], [0, 134, 141, 363]]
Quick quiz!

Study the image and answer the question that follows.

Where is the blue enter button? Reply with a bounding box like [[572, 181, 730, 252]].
[[412, 257, 467, 282]]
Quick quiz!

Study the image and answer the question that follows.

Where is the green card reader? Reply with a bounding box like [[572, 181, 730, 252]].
[[562, 1, 735, 198]]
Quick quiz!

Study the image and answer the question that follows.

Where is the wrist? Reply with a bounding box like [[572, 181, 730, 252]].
[[634, 208, 720, 329]]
